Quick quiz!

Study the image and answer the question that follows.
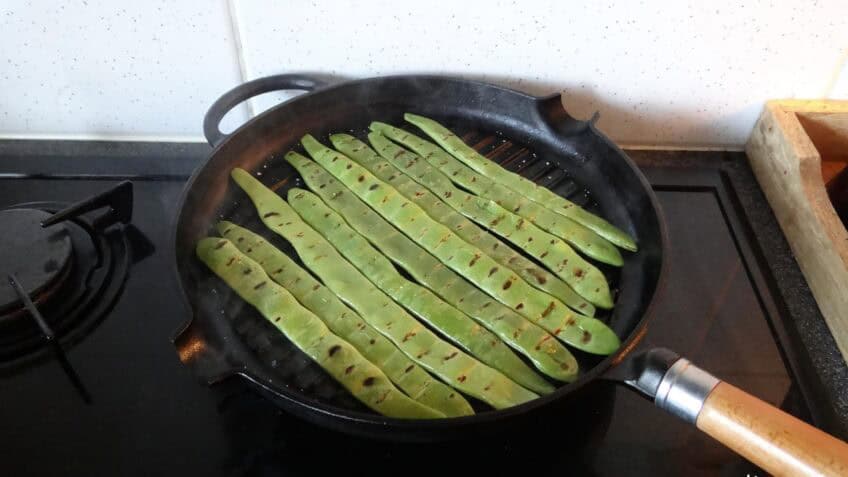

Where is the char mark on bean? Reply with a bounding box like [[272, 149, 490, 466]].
[[375, 390, 391, 404]]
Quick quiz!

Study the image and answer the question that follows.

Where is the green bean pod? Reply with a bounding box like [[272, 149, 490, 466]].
[[288, 188, 553, 394], [300, 136, 620, 356], [330, 133, 596, 317], [403, 113, 637, 252], [367, 131, 612, 308], [196, 238, 444, 419], [217, 221, 472, 416], [370, 122, 623, 266], [286, 151, 578, 382], [231, 168, 539, 409]]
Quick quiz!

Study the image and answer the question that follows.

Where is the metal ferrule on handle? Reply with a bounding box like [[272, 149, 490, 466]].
[[654, 358, 719, 423]]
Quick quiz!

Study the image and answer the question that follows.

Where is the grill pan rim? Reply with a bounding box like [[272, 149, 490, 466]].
[[170, 74, 667, 435]]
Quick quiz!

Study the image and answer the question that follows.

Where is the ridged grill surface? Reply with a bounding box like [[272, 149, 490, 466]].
[[204, 123, 620, 414]]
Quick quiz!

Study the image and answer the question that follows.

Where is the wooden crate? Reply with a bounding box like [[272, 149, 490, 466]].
[[746, 100, 848, 364]]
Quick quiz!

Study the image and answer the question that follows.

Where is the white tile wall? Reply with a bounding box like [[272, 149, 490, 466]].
[[1, 0, 846, 147], [0, 0, 247, 140]]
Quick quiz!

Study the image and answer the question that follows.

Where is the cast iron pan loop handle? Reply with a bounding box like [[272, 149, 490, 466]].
[[535, 92, 601, 137], [172, 316, 235, 384], [203, 74, 328, 147]]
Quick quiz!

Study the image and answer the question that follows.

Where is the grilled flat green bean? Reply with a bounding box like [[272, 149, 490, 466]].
[[231, 168, 538, 409], [300, 136, 620, 355], [370, 122, 623, 266], [285, 151, 578, 382], [367, 131, 612, 308], [196, 238, 443, 419], [217, 221, 470, 416], [330, 133, 596, 317], [288, 188, 553, 394], [404, 113, 637, 252]]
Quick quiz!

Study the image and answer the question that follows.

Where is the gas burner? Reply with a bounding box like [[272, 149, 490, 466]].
[[0, 182, 135, 370], [0, 209, 73, 318]]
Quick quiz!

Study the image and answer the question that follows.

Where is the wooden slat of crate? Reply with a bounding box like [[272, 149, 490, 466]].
[[746, 100, 848, 364]]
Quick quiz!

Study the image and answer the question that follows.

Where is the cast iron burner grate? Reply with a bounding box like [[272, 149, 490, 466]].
[[0, 182, 134, 370]]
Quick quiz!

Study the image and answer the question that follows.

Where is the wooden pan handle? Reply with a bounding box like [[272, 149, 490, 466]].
[[696, 382, 848, 477]]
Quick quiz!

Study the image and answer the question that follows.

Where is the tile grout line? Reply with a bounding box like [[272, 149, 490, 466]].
[[822, 48, 848, 98], [226, 0, 254, 118], [0, 133, 207, 143]]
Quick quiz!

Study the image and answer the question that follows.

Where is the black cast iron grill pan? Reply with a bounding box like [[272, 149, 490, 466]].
[[172, 75, 848, 473]]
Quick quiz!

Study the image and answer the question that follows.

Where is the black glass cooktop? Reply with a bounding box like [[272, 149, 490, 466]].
[[0, 145, 835, 476]]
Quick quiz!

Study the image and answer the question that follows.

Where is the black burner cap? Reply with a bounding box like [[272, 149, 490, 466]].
[[0, 209, 72, 312]]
